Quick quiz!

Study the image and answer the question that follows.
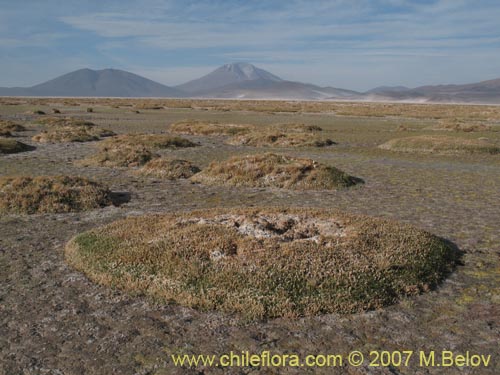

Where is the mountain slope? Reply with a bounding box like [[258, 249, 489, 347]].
[[176, 63, 282, 94], [366, 86, 410, 94], [367, 78, 500, 103], [199, 79, 359, 100], [0, 69, 184, 97], [179, 63, 359, 99]]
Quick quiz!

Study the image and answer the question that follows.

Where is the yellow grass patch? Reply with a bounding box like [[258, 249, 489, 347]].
[[269, 123, 323, 132], [226, 130, 334, 147], [191, 153, 361, 190], [32, 125, 115, 143], [0, 120, 27, 136], [429, 119, 496, 132], [137, 158, 200, 179], [0, 176, 112, 214], [78, 134, 196, 167], [169, 119, 253, 136], [34, 117, 96, 128]]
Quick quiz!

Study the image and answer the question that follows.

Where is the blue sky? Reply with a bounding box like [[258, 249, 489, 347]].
[[1, 0, 499, 91]]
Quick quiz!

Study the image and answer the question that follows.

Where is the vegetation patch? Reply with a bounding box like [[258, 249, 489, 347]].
[[0, 176, 112, 214], [379, 135, 500, 154], [191, 153, 361, 190], [0, 120, 27, 136], [65, 207, 458, 319], [78, 134, 195, 168], [429, 119, 496, 132], [0, 139, 35, 154], [79, 145, 157, 168], [138, 158, 200, 179], [99, 134, 196, 149], [134, 102, 164, 110], [227, 130, 334, 147], [34, 117, 97, 128], [32, 125, 115, 143], [170, 119, 253, 136], [32, 117, 115, 143], [269, 123, 323, 132]]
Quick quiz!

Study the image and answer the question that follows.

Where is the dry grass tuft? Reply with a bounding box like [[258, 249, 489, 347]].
[[430, 119, 496, 132], [379, 135, 500, 154], [79, 145, 157, 168], [191, 153, 361, 190], [99, 133, 196, 149], [269, 123, 323, 132], [0, 120, 27, 136], [78, 134, 195, 167], [34, 117, 97, 128], [135, 102, 163, 110], [138, 158, 200, 179], [32, 117, 115, 143], [0, 139, 35, 154], [0, 176, 112, 214], [32, 126, 115, 143], [227, 130, 334, 147], [169, 119, 253, 136], [65, 207, 458, 319], [0, 130, 12, 137]]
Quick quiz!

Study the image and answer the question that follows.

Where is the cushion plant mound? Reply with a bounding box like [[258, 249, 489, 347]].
[[32, 126, 108, 143], [0, 176, 112, 214], [430, 120, 495, 133], [65, 207, 458, 319], [78, 134, 196, 168], [170, 120, 253, 136], [191, 153, 361, 190], [0, 130, 12, 137], [226, 130, 334, 147], [100, 134, 196, 149], [78, 145, 157, 168], [379, 135, 500, 154], [0, 120, 27, 133], [0, 139, 35, 154], [35, 117, 97, 128], [138, 158, 201, 179], [269, 123, 323, 132]]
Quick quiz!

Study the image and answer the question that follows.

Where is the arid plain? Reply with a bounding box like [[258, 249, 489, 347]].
[[1, 98, 499, 374]]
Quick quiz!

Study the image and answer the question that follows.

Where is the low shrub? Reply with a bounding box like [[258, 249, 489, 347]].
[[191, 153, 361, 190], [0, 176, 112, 214]]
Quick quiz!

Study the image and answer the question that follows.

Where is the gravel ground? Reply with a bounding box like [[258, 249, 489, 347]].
[[0, 104, 499, 374]]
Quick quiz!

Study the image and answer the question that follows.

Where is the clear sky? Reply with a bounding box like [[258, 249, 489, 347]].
[[1, 0, 499, 91]]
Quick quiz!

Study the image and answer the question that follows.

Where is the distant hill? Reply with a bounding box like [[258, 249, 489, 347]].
[[0, 68, 184, 97], [1, 64, 499, 103], [177, 62, 360, 99], [366, 79, 500, 104], [366, 86, 410, 94]]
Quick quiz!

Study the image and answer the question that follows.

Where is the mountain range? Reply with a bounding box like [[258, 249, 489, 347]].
[[1, 63, 499, 104]]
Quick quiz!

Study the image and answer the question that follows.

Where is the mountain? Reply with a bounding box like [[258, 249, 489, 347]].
[[366, 79, 500, 104], [1, 64, 499, 103], [201, 79, 359, 100], [0, 68, 184, 97], [177, 62, 359, 99], [176, 62, 283, 94], [366, 86, 410, 94]]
